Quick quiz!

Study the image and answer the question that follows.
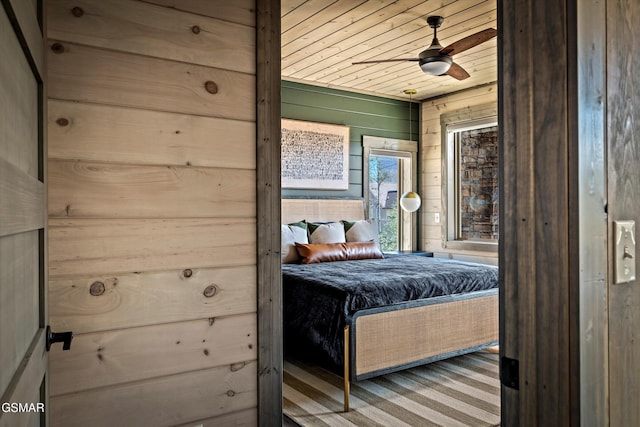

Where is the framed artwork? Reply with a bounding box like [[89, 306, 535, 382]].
[[281, 119, 350, 190]]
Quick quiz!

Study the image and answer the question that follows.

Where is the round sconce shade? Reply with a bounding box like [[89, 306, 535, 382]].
[[400, 191, 422, 212]]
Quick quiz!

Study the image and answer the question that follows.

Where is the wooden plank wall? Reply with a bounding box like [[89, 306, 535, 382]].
[[281, 80, 418, 199], [420, 84, 498, 264], [46, 1, 258, 425], [607, 0, 640, 424]]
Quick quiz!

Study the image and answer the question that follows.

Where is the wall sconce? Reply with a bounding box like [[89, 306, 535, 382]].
[[400, 191, 421, 213]]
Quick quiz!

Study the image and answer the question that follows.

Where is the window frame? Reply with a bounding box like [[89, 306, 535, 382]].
[[363, 136, 418, 252], [441, 103, 499, 252]]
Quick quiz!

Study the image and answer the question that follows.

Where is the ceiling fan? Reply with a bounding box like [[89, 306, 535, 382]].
[[352, 16, 497, 80]]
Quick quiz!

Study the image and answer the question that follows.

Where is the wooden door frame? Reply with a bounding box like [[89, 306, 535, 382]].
[[575, 0, 608, 424], [257, 0, 608, 425], [256, 0, 282, 425], [499, 0, 579, 424]]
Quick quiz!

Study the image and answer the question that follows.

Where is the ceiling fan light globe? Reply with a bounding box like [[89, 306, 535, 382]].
[[419, 56, 452, 75]]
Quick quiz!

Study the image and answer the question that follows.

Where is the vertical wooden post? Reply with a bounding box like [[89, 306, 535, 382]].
[[499, 0, 580, 424], [576, 0, 608, 424], [257, 0, 282, 425], [344, 325, 350, 412]]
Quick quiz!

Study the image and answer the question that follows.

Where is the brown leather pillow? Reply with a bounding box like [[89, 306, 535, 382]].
[[344, 241, 384, 261], [295, 241, 383, 264]]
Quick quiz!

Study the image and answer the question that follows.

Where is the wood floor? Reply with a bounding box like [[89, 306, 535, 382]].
[[283, 414, 300, 426], [284, 350, 500, 426]]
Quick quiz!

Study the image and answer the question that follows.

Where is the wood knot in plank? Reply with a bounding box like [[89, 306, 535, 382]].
[[182, 268, 193, 278], [203, 284, 217, 298], [230, 362, 246, 372], [56, 118, 69, 127], [71, 6, 84, 17], [89, 281, 105, 296], [226, 390, 235, 397], [204, 81, 218, 94], [51, 43, 65, 54], [258, 367, 270, 376], [191, 25, 201, 34]]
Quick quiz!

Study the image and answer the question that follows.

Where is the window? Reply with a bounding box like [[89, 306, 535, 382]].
[[363, 136, 418, 252], [442, 105, 498, 251]]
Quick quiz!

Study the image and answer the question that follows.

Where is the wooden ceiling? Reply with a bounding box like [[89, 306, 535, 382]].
[[281, 0, 497, 101]]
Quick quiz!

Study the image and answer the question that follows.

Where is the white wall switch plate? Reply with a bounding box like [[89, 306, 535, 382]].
[[614, 220, 636, 284]]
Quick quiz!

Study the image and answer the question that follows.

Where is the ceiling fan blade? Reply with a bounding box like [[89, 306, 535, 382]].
[[446, 62, 470, 80], [440, 28, 497, 56], [352, 58, 419, 65]]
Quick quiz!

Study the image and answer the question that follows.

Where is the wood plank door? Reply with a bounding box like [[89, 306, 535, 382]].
[[0, 0, 49, 425]]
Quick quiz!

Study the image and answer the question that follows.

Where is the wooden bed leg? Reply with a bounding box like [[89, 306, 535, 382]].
[[344, 325, 350, 412]]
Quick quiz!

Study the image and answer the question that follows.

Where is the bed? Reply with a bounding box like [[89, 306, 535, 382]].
[[281, 198, 499, 411]]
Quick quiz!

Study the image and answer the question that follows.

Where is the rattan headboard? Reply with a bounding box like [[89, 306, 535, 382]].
[[281, 198, 365, 224]]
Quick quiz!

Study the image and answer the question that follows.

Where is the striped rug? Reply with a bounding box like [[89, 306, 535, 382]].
[[283, 351, 500, 426]]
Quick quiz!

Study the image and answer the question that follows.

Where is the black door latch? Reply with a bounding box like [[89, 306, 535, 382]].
[[46, 325, 73, 351], [500, 356, 519, 390]]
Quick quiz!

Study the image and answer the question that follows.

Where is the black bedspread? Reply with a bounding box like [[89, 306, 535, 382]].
[[283, 255, 498, 372]]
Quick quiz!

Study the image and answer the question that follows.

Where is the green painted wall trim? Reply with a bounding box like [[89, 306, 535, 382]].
[[281, 80, 419, 198]]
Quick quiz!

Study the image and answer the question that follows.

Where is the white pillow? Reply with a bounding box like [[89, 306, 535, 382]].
[[342, 219, 379, 244], [307, 222, 346, 244], [281, 222, 308, 263]]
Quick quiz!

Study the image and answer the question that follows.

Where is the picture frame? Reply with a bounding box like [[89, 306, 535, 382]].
[[281, 119, 350, 190]]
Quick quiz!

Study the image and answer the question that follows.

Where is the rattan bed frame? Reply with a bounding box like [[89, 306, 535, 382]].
[[282, 198, 499, 411]]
